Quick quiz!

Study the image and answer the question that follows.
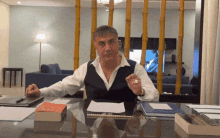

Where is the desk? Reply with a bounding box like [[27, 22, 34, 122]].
[[0, 97, 178, 138], [3, 68, 23, 88]]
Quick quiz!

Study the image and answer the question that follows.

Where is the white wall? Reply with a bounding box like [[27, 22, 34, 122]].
[[0, 2, 10, 85], [8, 6, 195, 85]]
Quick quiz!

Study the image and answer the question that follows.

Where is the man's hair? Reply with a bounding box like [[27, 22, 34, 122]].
[[93, 25, 118, 41]]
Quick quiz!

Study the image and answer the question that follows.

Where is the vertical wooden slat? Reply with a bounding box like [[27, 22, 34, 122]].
[[124, 0, 132, 59], [90, 0, 97, 60], [108, 0, 114, 27], [175, 0, 184, 95], [74, 0, 81, 70], [156, 120, 162, 138], [72, 115, 77, 138], [157, 0, 167, 94], [140, 0, 149, 67]]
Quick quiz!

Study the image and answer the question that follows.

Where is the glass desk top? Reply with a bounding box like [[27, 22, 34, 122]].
[[0, 97, 178, 138]]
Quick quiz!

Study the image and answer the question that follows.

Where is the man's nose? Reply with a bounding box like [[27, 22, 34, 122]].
[[105, 43, 111, 50]]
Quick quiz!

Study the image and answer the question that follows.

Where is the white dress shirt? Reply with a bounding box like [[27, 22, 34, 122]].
[[40, 52, 159, 101]]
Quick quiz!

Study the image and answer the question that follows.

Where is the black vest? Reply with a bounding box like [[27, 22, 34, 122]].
[[84, 59, 137, 102]]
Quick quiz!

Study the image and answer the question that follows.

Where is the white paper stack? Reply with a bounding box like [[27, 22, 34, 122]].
[[0, 107, 35, 121]]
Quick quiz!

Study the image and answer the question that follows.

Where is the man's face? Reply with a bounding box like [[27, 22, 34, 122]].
[[94, 33, 119, 62]]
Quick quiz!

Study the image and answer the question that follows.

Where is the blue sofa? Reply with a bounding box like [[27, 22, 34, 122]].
[[25, 63, 84, 98], [25, 63, 73, 90], [149, 75, 194, 95]]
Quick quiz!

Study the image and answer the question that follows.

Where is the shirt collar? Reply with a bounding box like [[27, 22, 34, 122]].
[[91, 51, 130, 68]]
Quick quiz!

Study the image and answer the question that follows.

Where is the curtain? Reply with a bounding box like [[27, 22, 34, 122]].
[[201, 0, 220, 105]]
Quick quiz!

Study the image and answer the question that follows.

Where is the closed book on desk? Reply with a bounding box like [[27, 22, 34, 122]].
[[141, 102, 184, 118], [175, 113, 220, 136], [35, 102, 67, 122]]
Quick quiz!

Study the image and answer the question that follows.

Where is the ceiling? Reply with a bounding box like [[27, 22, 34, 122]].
[[1, 0, 196, 9]]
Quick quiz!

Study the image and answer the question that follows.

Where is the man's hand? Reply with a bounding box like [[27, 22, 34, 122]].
[[25, 84, 41, 97], [125, 73, 142, 96]]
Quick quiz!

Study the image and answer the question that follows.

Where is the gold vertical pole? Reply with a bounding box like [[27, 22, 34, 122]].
[[175, 0, 184, 95], [74, 0, 81, 70], [140, 0, 149, 67], [108, 0, 114, 27], [90, 0, 97, 60], [157, 0, 166, 94], [124, 0, 132, 59]]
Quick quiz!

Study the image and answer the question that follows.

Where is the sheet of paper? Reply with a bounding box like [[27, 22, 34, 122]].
[[194, 109, 220, 113], [149, 103, 172, 110], [186, 104, 220, 109], [50, 99, 70, 104], [66, 104, 72, 110], [87, 100, 125, 113], [0, 107, 35, 121], [204, 114, 220, 120]]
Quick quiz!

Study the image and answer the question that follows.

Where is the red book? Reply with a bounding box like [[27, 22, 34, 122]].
[[35, 102, 67, 122]]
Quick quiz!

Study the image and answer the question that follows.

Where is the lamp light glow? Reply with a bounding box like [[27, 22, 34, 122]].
[[17, 1, 21, 4], [97, 0, 123, 5], [36, 33, 46, 42]]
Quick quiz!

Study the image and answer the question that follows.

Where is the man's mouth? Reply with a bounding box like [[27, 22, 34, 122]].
[[105, 52, 112, 56]]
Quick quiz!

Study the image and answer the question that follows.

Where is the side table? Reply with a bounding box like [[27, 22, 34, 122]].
[[3, 68, 23, 88]]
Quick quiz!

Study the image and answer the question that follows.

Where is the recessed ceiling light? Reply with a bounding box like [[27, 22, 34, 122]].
[[17, 1, 21, 4]]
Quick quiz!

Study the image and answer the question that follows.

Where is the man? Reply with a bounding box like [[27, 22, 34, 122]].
[[26, 25, 159, 102], [26, 25, 159, 137]]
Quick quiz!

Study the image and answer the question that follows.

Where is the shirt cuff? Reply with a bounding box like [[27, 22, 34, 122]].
[[40, 87, 49, 97]]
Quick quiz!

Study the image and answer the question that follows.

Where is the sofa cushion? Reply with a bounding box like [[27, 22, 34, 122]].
[[41, 64, 56, 74], [41, 64, 50, 73], [48, 64, 57, 74], [54, 63, 62, 74]]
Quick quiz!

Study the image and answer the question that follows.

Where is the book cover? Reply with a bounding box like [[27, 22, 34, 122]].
[[141, 102, 184, 117], [35, 102, 67, 122]]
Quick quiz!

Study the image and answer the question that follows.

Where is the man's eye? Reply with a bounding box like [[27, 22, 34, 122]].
[[99, 42, 105, 46], [109, 40, 115, 44]]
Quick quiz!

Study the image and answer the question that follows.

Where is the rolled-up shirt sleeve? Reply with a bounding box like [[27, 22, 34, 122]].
[[134, 64, 159, 102], [40, 62, 87, 97]]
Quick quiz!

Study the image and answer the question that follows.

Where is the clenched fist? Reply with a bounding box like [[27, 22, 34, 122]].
[[125, 73, 143, 96], [25, 84, 41, 97]]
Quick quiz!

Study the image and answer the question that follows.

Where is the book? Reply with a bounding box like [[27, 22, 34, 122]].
[[34, 115, 67, 132], [175, 113, 220, 136], [141, 102, 184, 118], [181, 103, 220, 114], [34, 102, 67, 122]]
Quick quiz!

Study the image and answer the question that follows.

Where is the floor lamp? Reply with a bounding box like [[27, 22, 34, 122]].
[[36, 33, 46, 71]]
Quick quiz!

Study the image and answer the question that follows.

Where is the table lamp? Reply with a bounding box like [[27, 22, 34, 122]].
[[36, 33, 46, 71]]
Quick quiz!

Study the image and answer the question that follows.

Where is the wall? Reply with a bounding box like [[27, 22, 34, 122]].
[[8, 6, 195, 84], [0, 2, 10, 85]]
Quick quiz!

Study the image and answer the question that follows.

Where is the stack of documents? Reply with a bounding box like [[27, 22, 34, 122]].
[[141, 102, 184, 118], [87, 100, 125, 113], [181, 104, 220, 120]]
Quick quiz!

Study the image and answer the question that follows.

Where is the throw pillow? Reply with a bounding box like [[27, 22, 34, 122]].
[[41, 64, 50, 73], [48, 64, 57, 74], [54, 63, 62, 74]]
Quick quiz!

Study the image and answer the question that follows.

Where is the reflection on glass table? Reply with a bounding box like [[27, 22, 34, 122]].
[[0, 97, 179, 138]]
